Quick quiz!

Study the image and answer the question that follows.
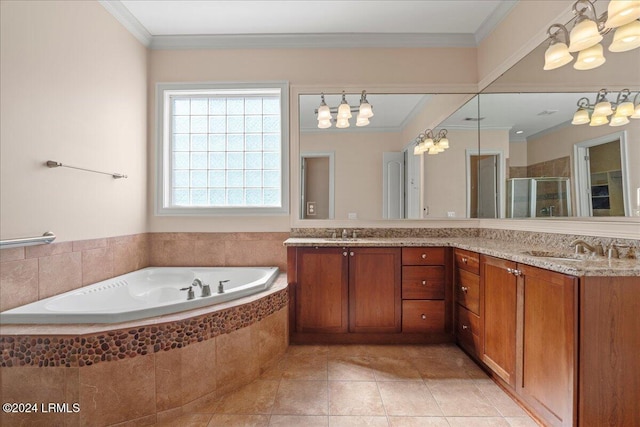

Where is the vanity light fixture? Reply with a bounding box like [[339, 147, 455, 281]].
[[413, 129, 450, 156], [315, 91, 374, 129], [571, 88, 640, 127], [543, 0, 640, 71]]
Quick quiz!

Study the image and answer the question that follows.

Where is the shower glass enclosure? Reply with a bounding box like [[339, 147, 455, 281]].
[[506, 177, 571, 218]]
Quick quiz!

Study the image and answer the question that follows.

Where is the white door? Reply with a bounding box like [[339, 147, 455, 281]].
[[383, 152, 404, 219], [478, 155, 498, 218]]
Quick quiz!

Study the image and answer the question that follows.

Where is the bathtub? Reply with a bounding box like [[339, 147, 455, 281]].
[[0, 266, 279, 324]]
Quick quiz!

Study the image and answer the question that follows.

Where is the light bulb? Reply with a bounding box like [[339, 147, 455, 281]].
[[589, 114, 609, 126], [544, 41, 574, 70], [569, 18, 603, 52], [594, 99, 614, 116], [610, 111, 630, 126], [609, 20, 640, 52], [572, 108, 590, 124], [574, 43, 606, 70], [605, 0, 640, 28], [317, 119, 331, 129]]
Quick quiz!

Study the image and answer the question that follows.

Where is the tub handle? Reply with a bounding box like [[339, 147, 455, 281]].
[[218, 280, 230, 294], [180, 287, 195, 300]]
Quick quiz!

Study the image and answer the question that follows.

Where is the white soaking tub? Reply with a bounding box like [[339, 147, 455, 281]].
[[0, 266, 279, 324]]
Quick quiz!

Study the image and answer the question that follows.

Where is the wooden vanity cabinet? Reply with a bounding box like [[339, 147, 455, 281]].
[[481, 255, 517, 388], [454, 249, 482, 358]]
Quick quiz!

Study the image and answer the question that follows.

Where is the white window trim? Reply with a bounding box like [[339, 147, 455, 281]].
[[155, 81, 289, 216]]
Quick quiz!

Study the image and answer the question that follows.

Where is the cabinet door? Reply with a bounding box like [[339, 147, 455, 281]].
[[481, 255, 517, 388], [296, 247, 348, 333], [518, 265, 576, 427], [349, 247, 401, 333]]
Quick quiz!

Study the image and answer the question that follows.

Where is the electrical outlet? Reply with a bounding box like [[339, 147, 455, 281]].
[[306, 202, 316, 216], [447, 211, 456, 217], [348, 212, 357, 219]]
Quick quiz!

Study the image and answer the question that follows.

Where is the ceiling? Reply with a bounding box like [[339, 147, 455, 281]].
[[101, 0, 518, 49]]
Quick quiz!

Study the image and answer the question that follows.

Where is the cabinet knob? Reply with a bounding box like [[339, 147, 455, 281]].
[[421, 280, 427, 285], [462, 257, 468, 263], [350, 251, 354, 257], [462, 325, 469, 330], [461, 286, 468, 292], [421, 253, 427, 259], [343, 251, 347, 257], [507, 268, 513, 274], [421, 314, 427, 320]]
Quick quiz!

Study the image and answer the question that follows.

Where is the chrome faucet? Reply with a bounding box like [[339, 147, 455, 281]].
[[180, 286, 195, 300], [192, 278, 211, 297], [218, 280, 230, 294], [570, 239, 604, 256]]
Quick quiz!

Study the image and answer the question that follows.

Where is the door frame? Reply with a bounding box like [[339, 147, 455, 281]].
[[466, 149, 505, 218], [300, 151, 335, 219], [573, 131, 629, 217]]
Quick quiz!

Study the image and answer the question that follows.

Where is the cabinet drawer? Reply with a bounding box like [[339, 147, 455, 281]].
[[402, 247, 445, 266], [402, 300, 445, 333], [402, 266, 444, 299], [456, 304, 481, 355], [454, 249, 479, 274], [455, 268, 480, 315]]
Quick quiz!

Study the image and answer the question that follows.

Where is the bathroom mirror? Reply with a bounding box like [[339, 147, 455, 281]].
[[440, 29, 640, 218], [298, 93, 478, 220]]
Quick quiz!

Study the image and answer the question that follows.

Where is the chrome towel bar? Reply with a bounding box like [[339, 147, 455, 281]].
[[46, 160, 127, 179], [0, 232, 56, 249]]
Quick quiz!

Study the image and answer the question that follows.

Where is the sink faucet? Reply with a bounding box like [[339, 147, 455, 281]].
[[570, 239, 604, 256]]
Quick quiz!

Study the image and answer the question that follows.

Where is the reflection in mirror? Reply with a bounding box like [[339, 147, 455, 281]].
[[298, 93, 477, 220], [472, 24, 640, 218]]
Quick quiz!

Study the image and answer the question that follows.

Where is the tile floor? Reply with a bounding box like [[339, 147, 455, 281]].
[[155, 344, 540, 427]]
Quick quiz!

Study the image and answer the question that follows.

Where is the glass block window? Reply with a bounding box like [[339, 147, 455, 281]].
[[157, 83, 289, 215]]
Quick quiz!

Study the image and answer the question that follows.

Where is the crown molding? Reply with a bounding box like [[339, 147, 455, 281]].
[[98, 0, 152, 47], [474, 0, 519, 43], [149, 33, 477, 50]]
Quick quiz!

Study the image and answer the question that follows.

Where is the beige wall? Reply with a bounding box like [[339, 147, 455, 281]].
[[301, 131, 403, 221], [0, 1, 148, 243], [509, 142, 528, 167]]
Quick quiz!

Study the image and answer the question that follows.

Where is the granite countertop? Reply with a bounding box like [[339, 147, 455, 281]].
[[284, 237, 640, 277]]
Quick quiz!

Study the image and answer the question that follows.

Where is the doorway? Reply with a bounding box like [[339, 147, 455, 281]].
[[466, 150, 505, 218], [300, 152, 335, 219]]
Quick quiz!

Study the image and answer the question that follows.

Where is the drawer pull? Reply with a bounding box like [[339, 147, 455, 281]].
[[462, 257, 468, 263], [421, 314, 427, 320], [462, 325, 469, 330], [343, 251, 348, 257], [421, 280, 427, 285], [350, 251, 354, 257], [421, 253, 427, 259], [461, 286, 468, 292]]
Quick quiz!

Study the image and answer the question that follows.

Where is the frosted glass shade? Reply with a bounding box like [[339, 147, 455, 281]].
[[424, 138, 434, 149], [355, 116, 369, 127], [336, 117, 350, 128], [438, 138, 449, 149], [631, 104, 640, 118], [609, 111, 630, 126], [317, 104, 331, 120], [574, 44, 606, 70], [589, 114, 609, 126], [544, 42, 574, 70], [413, 144, 422, 155], [617, 101, 635, 116], [606, 0, 640, 28], [358, 101, 374, 118], [609, 20, 640, 52], [317, 119, 331, 129], [337, 102, 352, 119], [593, 100, 614, 116], [569, 19, 603, 52], [572, 108, 590, 124]]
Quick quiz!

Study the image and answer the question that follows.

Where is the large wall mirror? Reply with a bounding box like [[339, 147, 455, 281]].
[[298, 93, 477, 221], [440, 27, 640, 219]]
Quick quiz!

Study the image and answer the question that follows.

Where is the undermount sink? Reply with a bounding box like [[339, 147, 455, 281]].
[[521, 250, 585, 262]]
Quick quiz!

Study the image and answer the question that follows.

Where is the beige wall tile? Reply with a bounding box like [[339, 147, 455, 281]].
[[215, 326, 259, 395], [156, 349, 182, 412], [72, 238, 107, 252], [78, 355, 156, 426], [38, 252, 82, 299], [0, 247, 25, 263], [254, 307, 288, 372], [149, 240, 196, 267], [81, 247, 114, 286], [193, 240, 226, 266], [181, 337, 217, 405], [25, 241, 73, 259], [224, 239, 287, 271], [112, 236, 149, 275], [0, 258, 39, 310]]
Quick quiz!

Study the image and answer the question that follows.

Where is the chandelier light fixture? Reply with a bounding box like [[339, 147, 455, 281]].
[[315, 91, 374, 129], [413, 129, 450, 156], [543, 0, 640, 71], [571, 88, 640, 127]]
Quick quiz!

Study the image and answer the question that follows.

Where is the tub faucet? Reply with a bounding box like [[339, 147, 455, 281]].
[[192, 278, 211, 297], [180, 286, 195, 300], [570, 239, 604, 256]]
